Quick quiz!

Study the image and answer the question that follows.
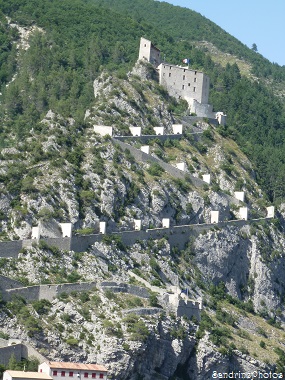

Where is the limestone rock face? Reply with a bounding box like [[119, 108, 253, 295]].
[[187, 334, 271, 379], [193, 223, 285, 317]]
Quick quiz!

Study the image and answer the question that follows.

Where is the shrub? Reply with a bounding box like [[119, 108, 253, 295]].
[[259, 340, 266, 348], [66, 337, 79, 346], [32, 299, 52, 315], [128, 320, 149, 342], [147, 162, 165, 177]]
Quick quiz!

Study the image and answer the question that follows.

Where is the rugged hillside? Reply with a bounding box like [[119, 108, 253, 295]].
[[0, 0, 285, 378], [1, 0, 285, 201], [0, 61, 285, 378]]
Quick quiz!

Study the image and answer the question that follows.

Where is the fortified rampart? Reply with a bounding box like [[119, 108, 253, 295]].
[[113, 134, 183, 143], [2, 281, 98, 302], [101, 282, 150, 298], [0, 344, 22, 365], [0, 339, 47, 366], [0, 218, 270, 261], [112, 138, 205, 187], [0, 275, 23, 291], [176, 299, 201, 321], [138, 37, 226, 121]]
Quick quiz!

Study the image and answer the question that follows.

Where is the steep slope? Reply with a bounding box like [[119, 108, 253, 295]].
[[0, 1, 285, 378], [0, 62, 285, 378]]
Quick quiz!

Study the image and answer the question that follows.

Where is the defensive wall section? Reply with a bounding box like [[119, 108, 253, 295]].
[[0, 343, 22, 365], [0, 339, 47, 366], [112, 138, 205, 188], [0, 275, 23, 291], [113, 134, 182, 143], [100, 282, 150, 298], [2, 281, 98, 302], [176, 299, 201, 321], [0, 218, 269, 262], [0, 240, 22, 259]]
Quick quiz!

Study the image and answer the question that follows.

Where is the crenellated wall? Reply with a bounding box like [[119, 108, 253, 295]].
[[0, 218, 269, 261]]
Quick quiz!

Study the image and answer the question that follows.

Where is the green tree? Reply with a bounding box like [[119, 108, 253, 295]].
[[251, 43, 258, 52]]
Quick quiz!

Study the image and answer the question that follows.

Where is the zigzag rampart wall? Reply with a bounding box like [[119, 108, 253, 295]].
[[112, 138, 205, 187]]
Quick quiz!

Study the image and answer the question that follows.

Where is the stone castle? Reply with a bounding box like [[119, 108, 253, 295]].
[[138, 37, 226, 124]]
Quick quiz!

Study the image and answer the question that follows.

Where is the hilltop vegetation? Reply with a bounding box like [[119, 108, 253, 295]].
[[0, 0, 285, 202], [1, 2, 285, 376]]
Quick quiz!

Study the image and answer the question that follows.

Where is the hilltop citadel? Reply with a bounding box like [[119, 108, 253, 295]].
[[139, 37, 226, 124]]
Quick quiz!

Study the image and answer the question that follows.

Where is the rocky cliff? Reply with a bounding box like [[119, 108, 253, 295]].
[[0, 62, 285, 378]]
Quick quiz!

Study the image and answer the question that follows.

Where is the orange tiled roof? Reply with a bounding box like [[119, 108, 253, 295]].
[[6, 371, 53, 379], [46, 362, 107, 372]]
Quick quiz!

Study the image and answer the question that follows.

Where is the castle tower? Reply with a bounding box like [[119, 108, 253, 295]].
[[138, 37, 161, 67]]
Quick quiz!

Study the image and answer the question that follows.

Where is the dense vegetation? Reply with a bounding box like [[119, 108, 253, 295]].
[[1, 0, 285, 201], [93, 0, 285, 80]]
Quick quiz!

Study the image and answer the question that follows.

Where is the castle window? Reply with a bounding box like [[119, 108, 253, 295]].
[[182, 85, 185, 90], [53, 371, 58, 376], [184, 69, 186, 72], [84, 374, 88, 378], [99, 375, 104, 379], [188, 83, 190, 86], [169, 73, 171, 77], [195, 71, 197, 75], [194, 77, 197, 82], [193, 87, 196, 92], [183, 75, 185, 80], [163, 73, 165, 76], [61, 372, 66, 377], [92, 375, 96, 379], [69, 373, 73, 377], [170, 66, 172, 69], [144, 44, 146, 47]]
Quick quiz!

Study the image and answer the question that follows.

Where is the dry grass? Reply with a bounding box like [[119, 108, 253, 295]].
[[216, 301, 285, 365]]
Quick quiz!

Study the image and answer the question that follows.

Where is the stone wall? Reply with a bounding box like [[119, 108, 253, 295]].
[[0, 241, 22, 259], [123, 307, 163, 316], [187, 99, 215, 118], [22, 237, 72, 251], [0, 275, 23, 291], [0, 340, 47, 366], [112, 139, 205, 188], [176, 299, 201, 321], [113, 134, 182, 143], [2, 281, 98, 302], [101, 282, 150, 298], [0, 218, 266, 261], [71, 234, 103, 252], [0, 344, 22, 365]]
